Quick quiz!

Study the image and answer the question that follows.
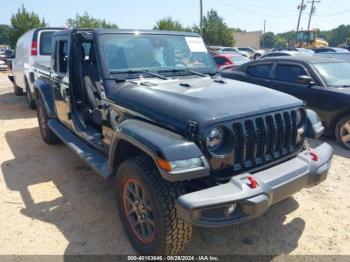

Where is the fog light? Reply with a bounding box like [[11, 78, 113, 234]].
[[224, 203, 237, 217]]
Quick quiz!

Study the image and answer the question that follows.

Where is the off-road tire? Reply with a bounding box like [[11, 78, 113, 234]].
[[25, 78, 36, 109], [335, 114, 350, 149], [36, 94, 60, 145], [115, 155, 192, 255]]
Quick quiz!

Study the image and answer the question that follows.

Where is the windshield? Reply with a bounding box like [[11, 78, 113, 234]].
[[314, 62, 350, 87], [296, 48, 315, 55], [297, 31, 316, 43], [99, 33, 215, 76]]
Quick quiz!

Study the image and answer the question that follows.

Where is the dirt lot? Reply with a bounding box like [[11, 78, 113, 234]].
[[0, 71, 349, 256]]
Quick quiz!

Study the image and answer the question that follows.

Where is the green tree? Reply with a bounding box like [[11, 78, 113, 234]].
[[9, 5, 47, 48], [0, 24, 11, 46], [153, 17, 189, 31], [67, 12, 118, 29], [202, 10, 234, 46], [231, 28, 245, 33], [260, 32, 275, 48], [326, 24, 350, 46], [273, 36, 288, 48]]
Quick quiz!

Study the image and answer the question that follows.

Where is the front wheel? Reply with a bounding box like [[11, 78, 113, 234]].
[[115, 155, 192, 255], [36, 94, 60, 145], [335, 114, 350, 150]]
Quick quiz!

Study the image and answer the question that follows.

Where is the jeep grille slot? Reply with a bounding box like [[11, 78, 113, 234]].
[[231, 109, 300, 173]]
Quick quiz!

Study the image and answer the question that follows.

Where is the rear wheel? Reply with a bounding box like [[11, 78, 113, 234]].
[[13, 78, 24, 96], [115, 155, 192, 255], [36, 94, 60, 145], [25, 79, 36, 109], [335, 114, 350, 149]]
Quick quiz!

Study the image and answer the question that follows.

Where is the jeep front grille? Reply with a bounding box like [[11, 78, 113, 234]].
[[231, 109, 300, 173]]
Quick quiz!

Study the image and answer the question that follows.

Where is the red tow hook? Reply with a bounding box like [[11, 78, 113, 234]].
[[303, 141, 319, 161], [310, 149, 319, 161], [247, 176, 258, 189]]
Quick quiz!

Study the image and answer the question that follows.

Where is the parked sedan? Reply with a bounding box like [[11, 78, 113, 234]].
[[216, 47, 250, 58], [213, 53, 250, 70], [0, 49, 5, 61], [316, 52, 350, 62], [0, 60, 8, 70], [312, 47, 349, 53], [221, 56, 350, 149], [237, 47, 265, 59], [259, 51, 303, 59], [271, 48, 315, 56]]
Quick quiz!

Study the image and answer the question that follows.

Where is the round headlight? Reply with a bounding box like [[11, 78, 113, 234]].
[[206, 127, 223, 151]]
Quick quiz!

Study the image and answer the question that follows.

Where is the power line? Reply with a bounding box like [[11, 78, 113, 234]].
[[314, 9, 350, 17], [186, 0, 197, 25], [217, 0, 350, 20], [180, 0, 191, 22], [216, 0, 299, 18]]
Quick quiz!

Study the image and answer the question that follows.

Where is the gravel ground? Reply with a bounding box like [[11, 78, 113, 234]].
[[0, 71, 349, 256]]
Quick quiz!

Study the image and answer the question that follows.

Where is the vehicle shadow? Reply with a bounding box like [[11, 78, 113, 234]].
[[186, 197, 304, 255], [309, 137, 350, 158], [1, 127, 134, 255], [0, 91, 35, 120], [2, 126, 307, 256]]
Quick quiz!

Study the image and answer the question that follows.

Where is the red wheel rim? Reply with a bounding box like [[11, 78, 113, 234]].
[[122, 178, 156, 244]]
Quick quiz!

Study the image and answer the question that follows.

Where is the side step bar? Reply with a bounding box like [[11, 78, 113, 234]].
[[48, 119, 112, 178]]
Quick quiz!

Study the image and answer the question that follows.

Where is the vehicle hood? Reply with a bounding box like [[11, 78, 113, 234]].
[[106, 77, 303, 136]]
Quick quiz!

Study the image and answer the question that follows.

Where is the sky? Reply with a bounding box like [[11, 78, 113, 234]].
[[1, 0, 350, 33]]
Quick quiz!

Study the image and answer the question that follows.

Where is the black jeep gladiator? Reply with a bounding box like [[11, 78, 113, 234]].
[[33, 29, 333, 255]]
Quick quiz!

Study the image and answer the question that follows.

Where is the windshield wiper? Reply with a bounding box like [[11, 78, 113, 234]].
[[110, 69, 168, 80], [158, 68, 208, 77]]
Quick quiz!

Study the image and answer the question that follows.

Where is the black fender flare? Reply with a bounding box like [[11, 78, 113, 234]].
[[108, 119, 210, 182], [34, 79, 57, 118], [306, 109, 324, 139]]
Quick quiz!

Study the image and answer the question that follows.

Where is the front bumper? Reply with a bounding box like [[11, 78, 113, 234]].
[[176, 143, 333, 227]]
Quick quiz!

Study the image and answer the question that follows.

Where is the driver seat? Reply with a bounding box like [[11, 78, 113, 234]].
[[81, 44, 102, 127]]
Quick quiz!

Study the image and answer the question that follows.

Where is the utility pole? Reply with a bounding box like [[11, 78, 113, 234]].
[[307, 0, 320, 30], [262, 19, 266, 48], [296, 0, 306, 31], [200, 0, 203, 35]]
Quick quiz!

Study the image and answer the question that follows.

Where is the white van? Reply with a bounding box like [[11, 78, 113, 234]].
[[11, 28, 62, 109]]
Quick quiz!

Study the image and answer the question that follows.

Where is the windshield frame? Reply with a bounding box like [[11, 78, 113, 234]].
[[95, 31, 216, 80]]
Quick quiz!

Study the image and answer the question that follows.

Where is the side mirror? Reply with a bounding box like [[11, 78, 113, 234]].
[[297, 75, 314, 85], [305, 109, 324, 139]]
